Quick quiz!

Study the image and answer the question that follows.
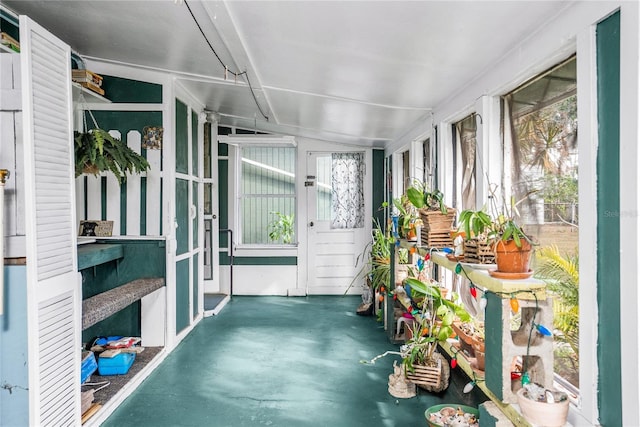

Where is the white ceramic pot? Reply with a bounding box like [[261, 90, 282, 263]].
[[516, 388, 569, 427]]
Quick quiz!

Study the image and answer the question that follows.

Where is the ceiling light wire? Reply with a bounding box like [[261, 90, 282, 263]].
[[183, 0, 269, 121]]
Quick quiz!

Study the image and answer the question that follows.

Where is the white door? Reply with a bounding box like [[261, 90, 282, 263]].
[[20, 16, 81, 425], [306, 152, 371, 295]]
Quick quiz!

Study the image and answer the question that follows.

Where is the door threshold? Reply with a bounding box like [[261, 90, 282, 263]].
[[203, 293, 230, 317]]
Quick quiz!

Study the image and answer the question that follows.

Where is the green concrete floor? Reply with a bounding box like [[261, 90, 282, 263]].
[[102, 296, 487, 427]]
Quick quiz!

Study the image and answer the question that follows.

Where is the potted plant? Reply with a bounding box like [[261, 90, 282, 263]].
[[458, 187, 537, 273], [400, 277, 471, 392], [487, 193, 536, 274], [392, 194, 420, 240], [268, 211, 295, 244], [457, 208, 496, 264], [349, 219, 394, 315], [405, 182, 455, 248], [75, 128, 150, 184]]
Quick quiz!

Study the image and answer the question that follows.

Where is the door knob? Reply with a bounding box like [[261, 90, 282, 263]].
[[309, 221, 314, 227]]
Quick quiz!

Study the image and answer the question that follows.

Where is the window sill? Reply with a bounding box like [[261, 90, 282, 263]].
[[234, 245, 298, 258]]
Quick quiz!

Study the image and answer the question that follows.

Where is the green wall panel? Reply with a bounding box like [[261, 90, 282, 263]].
[[192, 111, 199, 176], [80, 240, 166, 342], [100, 75, 162, 104], [484, 292, 504, 400], [218, 142, 229, 156], [176, 258, 190, 334], [176, 179, 189, 255], [372, 148, 386, 227], [193, 253, 199, 319], [596, 11, 621, 425], [218, 158, 229, 232], [0, 14, 19, 43], [89, 111, 163, 135], [175, 100, 189, 174]]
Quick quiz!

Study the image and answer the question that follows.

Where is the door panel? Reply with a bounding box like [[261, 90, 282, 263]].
[[175, 178, 189, 255], [176, 258, 190, 332], [174, 98, 201, 332], [20, 16, 81, 425], [306, 152, 369, 295]]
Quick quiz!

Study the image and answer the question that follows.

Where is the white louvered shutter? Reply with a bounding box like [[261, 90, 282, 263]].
[[20, 16, 81, 426]]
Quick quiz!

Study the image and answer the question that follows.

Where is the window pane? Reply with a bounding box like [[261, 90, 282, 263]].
[[240, 146, 296, 244], [506, 57, 579, 392], [204, 123, 212, 179], [455, 114, 477, 210], [316, 156, 331, 221]]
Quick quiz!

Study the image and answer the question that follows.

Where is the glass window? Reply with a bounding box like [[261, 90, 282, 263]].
[[316, 156, 331, 221], [240, 146, 296, 245], [504, 56, 579, 394], [455, 114, 477, 210]]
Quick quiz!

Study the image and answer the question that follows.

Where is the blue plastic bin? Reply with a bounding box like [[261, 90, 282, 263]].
[[98, 352, 136, 376], [81, 351, 98, 383]]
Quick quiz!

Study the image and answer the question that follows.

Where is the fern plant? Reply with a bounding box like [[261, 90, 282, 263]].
[[75, 128, 150, 184]]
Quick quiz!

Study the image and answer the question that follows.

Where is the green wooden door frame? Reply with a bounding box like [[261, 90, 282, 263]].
[[596, 11, 621, 425]]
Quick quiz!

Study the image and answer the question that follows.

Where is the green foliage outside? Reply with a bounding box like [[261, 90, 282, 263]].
[[535, 245, 579, 387], [268, 211, 295, 244]]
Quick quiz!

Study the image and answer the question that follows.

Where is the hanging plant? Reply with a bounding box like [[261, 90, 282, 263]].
[[74, 128, 150, 184]]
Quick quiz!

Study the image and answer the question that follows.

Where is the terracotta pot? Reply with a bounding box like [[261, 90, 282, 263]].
[[407, 224, 417, 241], [474, 350, 485, 371], [494, 238, 532, 273]]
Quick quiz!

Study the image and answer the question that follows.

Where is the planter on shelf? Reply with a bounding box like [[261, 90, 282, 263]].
[[474, 349, 485, 371], [451, 321, 484, 358], [472, 341, 485, 371], [463, 236, 496, 265], [419, 207, 457, 248], [516, 386, 569, 427], [494, 238, 533, 273]]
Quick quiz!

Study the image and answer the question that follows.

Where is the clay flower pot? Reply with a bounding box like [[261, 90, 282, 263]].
[[494, 238, 532, 273]]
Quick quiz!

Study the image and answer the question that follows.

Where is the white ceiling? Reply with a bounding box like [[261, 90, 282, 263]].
[[2, 0, 570, 147]]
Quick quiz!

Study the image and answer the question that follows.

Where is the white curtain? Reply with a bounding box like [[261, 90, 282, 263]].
[[331, 152, 364, 229]]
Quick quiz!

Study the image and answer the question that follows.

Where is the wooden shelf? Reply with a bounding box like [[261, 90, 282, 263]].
[[439, 340, 532, 427], [430, 252, 546, 300], [72, 82, 110, 104], [77, 243, 123, 271], [0, 44, 18, 54]]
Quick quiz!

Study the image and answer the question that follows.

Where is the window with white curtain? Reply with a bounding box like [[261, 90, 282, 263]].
[[330, 152, 364, 229]]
